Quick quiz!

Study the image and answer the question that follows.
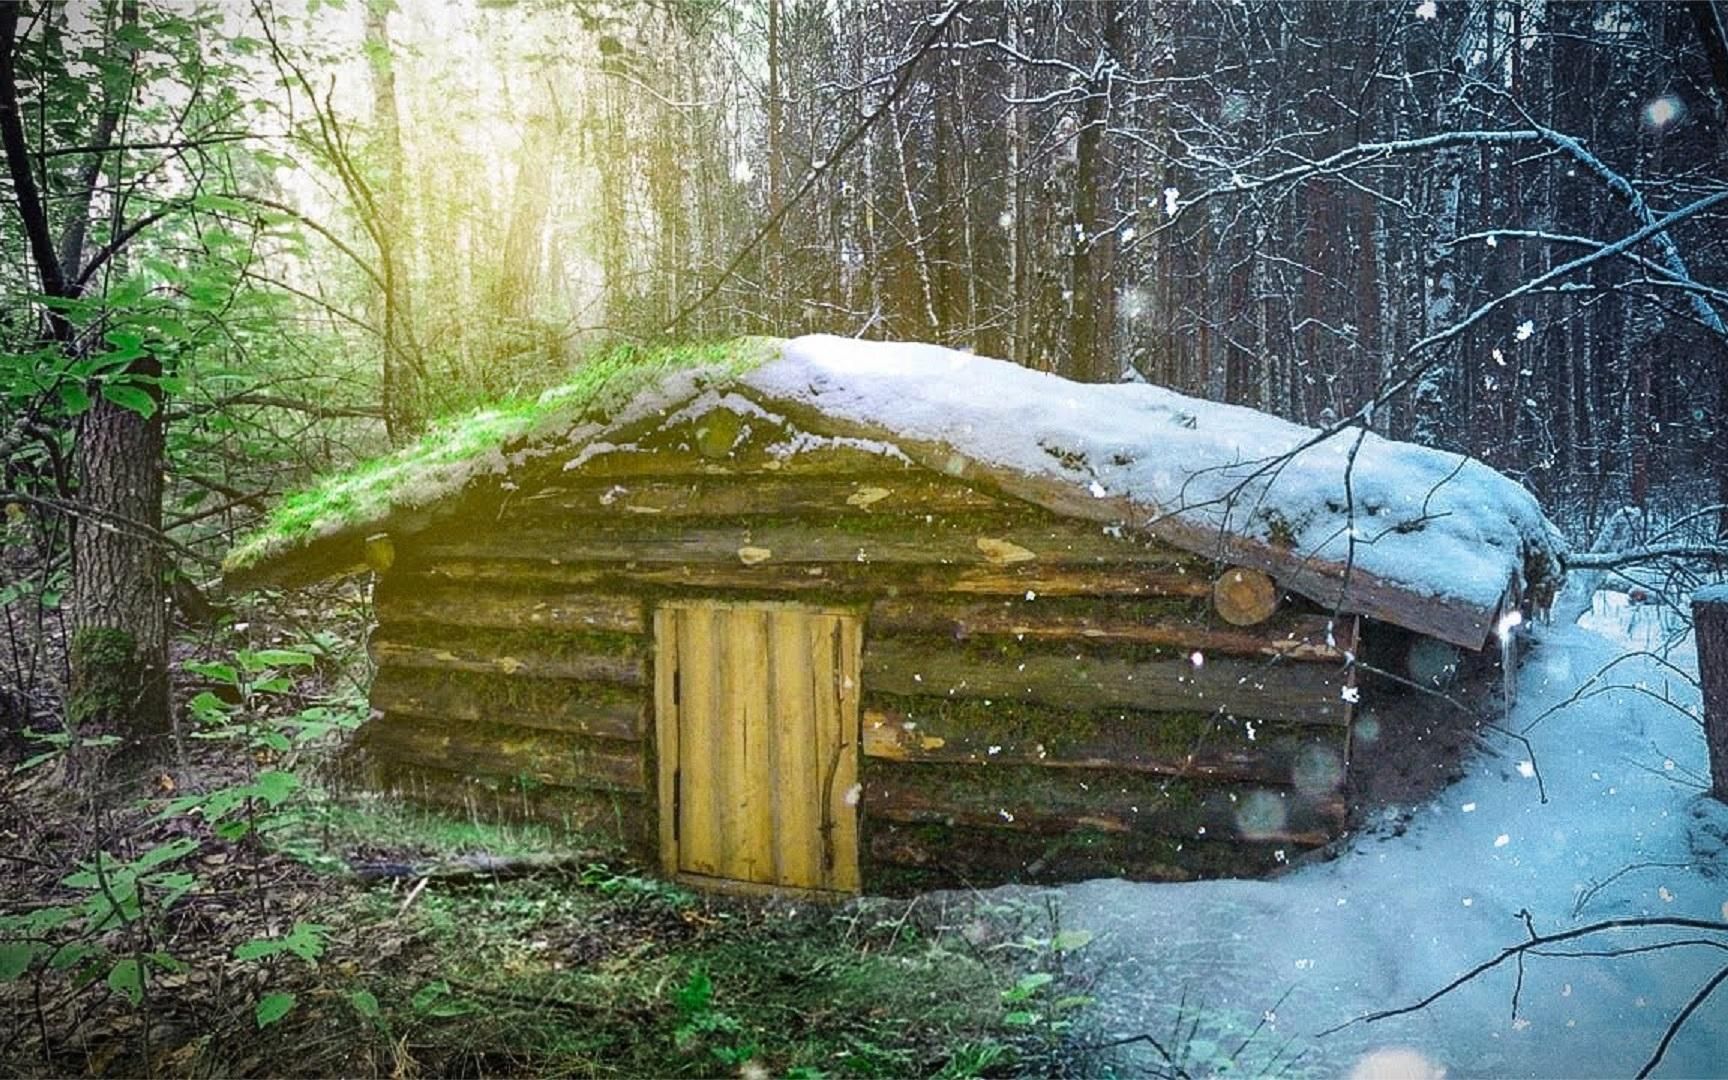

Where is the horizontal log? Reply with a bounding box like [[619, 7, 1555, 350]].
[[368, 628, 644, 685], [862, 639, 1351, 726], [862, 700, 1345, 785], [571, 440, 917, 478], [861, 820, 1287, 892], [364, 713, 645, 793], [870, 597, 1348, 660], [371, 666, 641, 740], [406, 558, 1214, 599], [513, 474, 1006, 519], [375, 577, 643, 634], [863, 761, 1343, 846], [417, 521, 1195, 570], [359, 758, 649, 848]]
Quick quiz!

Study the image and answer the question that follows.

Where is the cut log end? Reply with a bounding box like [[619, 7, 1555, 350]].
[[1213, 566, 1280, 626], [364, 532, 396, 574]]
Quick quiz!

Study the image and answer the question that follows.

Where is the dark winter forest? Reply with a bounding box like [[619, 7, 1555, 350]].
[[3, 1, 1728, 1076]]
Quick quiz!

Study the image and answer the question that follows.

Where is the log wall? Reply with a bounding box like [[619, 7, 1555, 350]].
[[356, 409, 1359, 886]]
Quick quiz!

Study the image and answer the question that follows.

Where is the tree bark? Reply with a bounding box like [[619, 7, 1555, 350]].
[[69, 360, 169, 757], [1694, 590, 1728, 803]]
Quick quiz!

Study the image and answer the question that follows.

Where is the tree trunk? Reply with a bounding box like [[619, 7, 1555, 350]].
[[1694, 589, 1728, 803], [364, 0, 418, 439], [69, 362, 169, 759]]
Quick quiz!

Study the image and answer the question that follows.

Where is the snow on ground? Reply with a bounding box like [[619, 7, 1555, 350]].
[[1048, 596, 1727, 1079]]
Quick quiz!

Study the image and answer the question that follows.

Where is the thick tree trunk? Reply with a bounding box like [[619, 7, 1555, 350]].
[[69, 367, 169, 759]]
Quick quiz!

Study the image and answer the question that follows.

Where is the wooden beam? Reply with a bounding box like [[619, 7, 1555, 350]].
[[512, 474, 1005, 519], [862, 640, 1351, 725], [862, 704, 1344, 785], [862, 820, 1289, 891], [375, 577, 643, 634], [870, 597, 1347, 660], [862, 761, 1343, 846], [371, 667, 641, 740], [363, 713, 645, 793], [417, 521, 1197, 570], [406, 558, 1214, 599], [368, 629, 644, 685]]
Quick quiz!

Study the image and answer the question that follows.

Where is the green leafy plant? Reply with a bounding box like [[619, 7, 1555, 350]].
[[671, 964, 757, 1066]]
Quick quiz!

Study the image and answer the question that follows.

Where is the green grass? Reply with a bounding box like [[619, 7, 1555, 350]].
[[277, 797, 1078, 1078], [223, 337, 780, 576]]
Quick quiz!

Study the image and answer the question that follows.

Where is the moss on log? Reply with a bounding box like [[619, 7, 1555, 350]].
[[862, 639, 1350, 725], [374, 577, 643, 634], [416, 519, 1195, 569], [870, 596, 1345, 659], [860, 820, 1288, 893], [514, 474, 1006, 519], [368, 626, 644, 684], [406, 557, 1213, 599], [363, 713, 644, 793], [862, 760, 1343, 845], [370, 666, 641, 740], [862, 697, 1344, 785], [360, 757, 649, 850]]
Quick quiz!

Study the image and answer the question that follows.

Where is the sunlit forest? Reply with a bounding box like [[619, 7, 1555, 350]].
[[3, 1, 1728, 1076]]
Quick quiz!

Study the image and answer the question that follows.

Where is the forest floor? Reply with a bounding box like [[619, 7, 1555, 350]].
[[0, 599, 1089, 1079]]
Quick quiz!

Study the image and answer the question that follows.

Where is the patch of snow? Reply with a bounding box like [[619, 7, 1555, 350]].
[[1047, 619, 1724, 1077], [748, 336, 1564, 619]]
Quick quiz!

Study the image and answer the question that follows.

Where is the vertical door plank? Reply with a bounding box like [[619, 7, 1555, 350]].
[[654, 607, 680, 877], [829, 615, 862, 892], [770, 608, 820, 888], [676, 603, 720, 876], [727, 607, 773, 882], [808, 613, 842, 891]]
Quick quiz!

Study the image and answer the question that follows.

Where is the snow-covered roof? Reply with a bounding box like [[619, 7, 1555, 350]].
[[226, 334, 1566, 648]]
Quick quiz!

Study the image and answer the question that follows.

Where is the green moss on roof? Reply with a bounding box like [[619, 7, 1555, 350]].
[[223, 337, 780, 577]]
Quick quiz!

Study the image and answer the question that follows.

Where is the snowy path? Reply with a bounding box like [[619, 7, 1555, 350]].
[[1053, 603, 1728, 1078]]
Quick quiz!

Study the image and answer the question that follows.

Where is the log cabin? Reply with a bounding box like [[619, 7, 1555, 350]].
[[224, 335, 1566, 897]]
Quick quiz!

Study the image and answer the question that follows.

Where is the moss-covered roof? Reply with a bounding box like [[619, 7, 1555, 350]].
[[222, 337, 781, 584]]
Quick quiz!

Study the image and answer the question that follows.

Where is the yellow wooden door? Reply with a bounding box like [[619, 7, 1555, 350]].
[[654, 600, 862, 894]]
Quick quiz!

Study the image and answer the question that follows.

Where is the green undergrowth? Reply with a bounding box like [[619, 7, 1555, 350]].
[[224, 337, 780, 575], [274, 799, 1093, 1078]]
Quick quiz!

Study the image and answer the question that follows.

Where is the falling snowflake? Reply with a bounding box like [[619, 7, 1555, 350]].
[[1088, 480, 1107, 498], [1121, 225, 1137, 243], [1414, 0, 1437, 19], [1163, 186, 1180, 218], [1494, 834, 1510, 848], [1486, 234, 1499, 248], [1643, 95, 1684, 130], [1516, 759, 1536, 779], [1341, 685, 1361, 704], [1515, 320, 1535, 341], [1462, 802, 1477, 813], [1189, 650, 1205, 668], [732, 159, 755, 184]]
